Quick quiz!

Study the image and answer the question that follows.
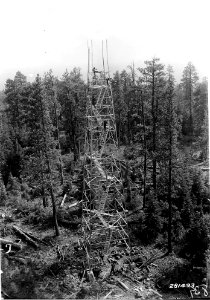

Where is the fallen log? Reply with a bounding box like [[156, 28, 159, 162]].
[[103, 290, 113, 299], [139, 252, 167, 270], [113, 276, 130, 291], [57, 218, 81, 228], [19, 228, 48, 245], [4, 253, 27, 265], [12, 226, 38, 249], [57, 206, 82, 218], [148, 288, 163, 298], [120, 270, 142, 284], [0, 238, 22, 251], [1, 289, 11, 299]]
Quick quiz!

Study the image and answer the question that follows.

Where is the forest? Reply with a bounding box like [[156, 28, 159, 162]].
[[0, 58, 209, 300]]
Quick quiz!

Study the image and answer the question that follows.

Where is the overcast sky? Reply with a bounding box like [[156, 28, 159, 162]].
[[0, 0, 209, 89]]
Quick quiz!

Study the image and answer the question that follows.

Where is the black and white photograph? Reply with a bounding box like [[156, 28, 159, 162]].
[[0, 0, 209, 299]]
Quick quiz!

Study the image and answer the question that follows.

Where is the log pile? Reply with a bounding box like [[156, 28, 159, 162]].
[[70, 241, 165, 299]]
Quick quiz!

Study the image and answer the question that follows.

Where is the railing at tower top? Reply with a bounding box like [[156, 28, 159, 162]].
[[88, 69, 111, 88]]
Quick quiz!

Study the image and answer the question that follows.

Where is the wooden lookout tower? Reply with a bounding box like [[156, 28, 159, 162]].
[[82, 41, 129, 270]]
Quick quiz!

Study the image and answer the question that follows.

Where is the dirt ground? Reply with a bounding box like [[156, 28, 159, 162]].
[[1, 198, 208, 300], [0, 201, 165, 300]]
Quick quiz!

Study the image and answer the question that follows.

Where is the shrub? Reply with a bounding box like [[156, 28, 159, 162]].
[[6, 173, 21, 196], [21, 191, 31, 200], [141, 193, 162, 243], [62, 153, 74, 173], [181, 194, 195, 229], [155, 253, 206, 290], [203, 214, 210, 236], [179, 214, 209, 266], [172, 210, 185, 243], [154, 254, 190, 289], [12, 197, 52, 226], [31, 185, 43, 198], [128, 211, 145, 242], [21, 182, 30, 193], [24, 203, 52, 226], [123, 146, 141, 160], [12, 197, 31, 216], [20, 182, 31, 200], [191, 169, 205, 197]]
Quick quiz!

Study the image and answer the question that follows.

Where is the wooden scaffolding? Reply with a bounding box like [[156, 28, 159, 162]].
[[82, 43, 129, 269]]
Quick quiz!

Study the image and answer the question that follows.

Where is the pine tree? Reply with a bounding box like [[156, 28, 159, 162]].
[[41, 71, 64, 185], [193, 77, 208, 137], [23, 74, 60, 235], [3, 71, 32, 180], [4, 71, 28, 154], [40, 73, 60, 235], [181, 193, 195, 229], [112, 71, 127, 144], [180, 214, 209, 266], [139, 58, 165, 192], [22, 74, 48, 207], [138, 80, 148, 208], [59, 68, 86, 160], [181, 62, 199, 137], [0, 105, 13, 182], [143, 192, 162, 243], [160, 66, 178, 253], [6, 172, 21, 197]]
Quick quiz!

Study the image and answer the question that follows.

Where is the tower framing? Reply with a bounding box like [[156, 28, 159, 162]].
[[82, 50, 129, 269]]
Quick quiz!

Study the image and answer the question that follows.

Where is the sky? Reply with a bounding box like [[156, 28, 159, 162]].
[[0, 0, 209, 89]]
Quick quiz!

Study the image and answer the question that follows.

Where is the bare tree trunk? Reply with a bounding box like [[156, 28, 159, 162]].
[[53, 85, 64, 185], [168, 130, 172, 253], [125, 161, 131, 203], [40, 99, 60, 236], [167, 81, 173, 254], [127, 111, 131, 145], [41, 183, 47, 208], [151, 69, 157, 192], [141, 91, 147, 208], [189, 67, 193, 137], [40, 151, 47, 208], [117, 112, 121, 145], [46, 157, 60, 236]]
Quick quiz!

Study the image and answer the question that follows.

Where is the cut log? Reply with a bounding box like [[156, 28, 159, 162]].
[[4, 253, 27, 265], [0, 238, 22, 251], [103, 290, 113, 299], [139, 252, 167, 270], [121, 271, 142, 284], [1, 289, 11, 299], [12, 226, 38, 249], [148, 288, 163, 298], [68, 201, 80, 209], [60, 194, 67, 207], [113, 277, 129, 291]]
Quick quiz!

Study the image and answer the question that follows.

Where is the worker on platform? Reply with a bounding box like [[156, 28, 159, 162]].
[[92, 67, 101, 83], [92, 67, 101, 75]]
